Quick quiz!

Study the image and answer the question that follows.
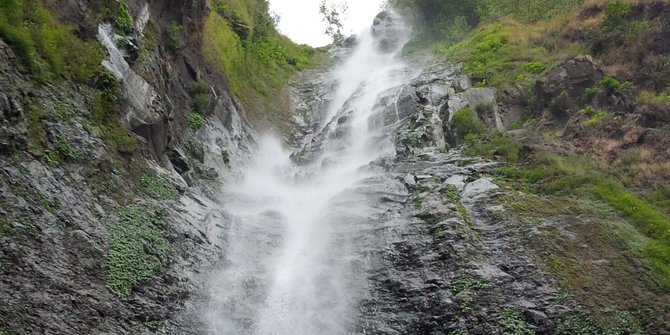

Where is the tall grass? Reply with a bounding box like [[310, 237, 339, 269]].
[[0, 0, 103, 82]]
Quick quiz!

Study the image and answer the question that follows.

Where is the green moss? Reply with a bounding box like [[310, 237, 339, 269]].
[[202, 4, 317, 123], [555, 310, 644, 335], [451, 277, 493, 294], [522, 61, 546, 74], [497, 308, 535, 335], [105, 205, 170, 299], [584, 110, 609, 127], [140, 174, 177, 200]]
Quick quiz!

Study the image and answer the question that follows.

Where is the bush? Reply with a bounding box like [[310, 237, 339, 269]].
[[603, 0, 630, 31], [186, 112, 205, 133], [450, 106, 486, 140], [113, 4, 133, 36]]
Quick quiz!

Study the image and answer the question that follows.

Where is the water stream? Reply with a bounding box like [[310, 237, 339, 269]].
[[205, 13, 413, 335]]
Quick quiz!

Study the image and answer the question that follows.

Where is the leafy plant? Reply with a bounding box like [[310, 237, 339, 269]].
[[186, 112, 205, 133], [106, 205, 171, 299], [450, 106, 487, 140], [497, 308, 535, 335], [113, 4, 133, 36]]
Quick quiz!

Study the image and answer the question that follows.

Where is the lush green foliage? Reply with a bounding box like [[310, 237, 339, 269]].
[[106, 205, 170, 299], [113, 4, 133, 35], [140, 174, 178, 200], [0, 0, 104, 82], [204, 0, 316, 102]]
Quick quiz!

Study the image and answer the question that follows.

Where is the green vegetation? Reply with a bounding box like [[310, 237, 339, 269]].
[[106, 205, 170, 299], [203, 0, 318, 123], [0, 0, 104, 82], [140, 174, 178, 200], [555, 310, 644, 335], [46, 136, 83, 165], [494, 150, 670, 287], [190, 80, 212, 115], [584, 110, 609, 127], [187, 112, 205, 133], [497, 308, 535, 335], [113, 4, 133, 36], [450, 106, 486, 140], [451, 277, 493, 293], [145, 320, 165, 331]]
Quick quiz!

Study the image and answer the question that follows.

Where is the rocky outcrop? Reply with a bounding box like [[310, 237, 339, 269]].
[[0, 0, 255, 334], [535, 57, 603, 106]]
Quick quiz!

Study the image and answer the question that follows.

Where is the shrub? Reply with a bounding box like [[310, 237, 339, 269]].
[[113, 4, 133, 36], [603, 0, 630, 31], [186, 112, 205, 133], [522, 61, 546, 74], [598, 75, 632, 91], [450, 106, 487, 140], [584, 110, 609, 127], [465, 134, 521, 163]]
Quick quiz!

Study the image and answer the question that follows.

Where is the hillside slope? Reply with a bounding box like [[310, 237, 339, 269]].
[[390, 0, 670, 332]]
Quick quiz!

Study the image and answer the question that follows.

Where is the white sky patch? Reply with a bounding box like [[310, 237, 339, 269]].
[[270, 0, 385, 47]]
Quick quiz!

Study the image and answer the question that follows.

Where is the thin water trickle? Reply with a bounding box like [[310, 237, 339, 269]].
[[206, 12, 413, 335]]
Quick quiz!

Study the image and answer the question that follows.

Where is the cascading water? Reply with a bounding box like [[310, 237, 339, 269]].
[[205, 12, 414, 335]]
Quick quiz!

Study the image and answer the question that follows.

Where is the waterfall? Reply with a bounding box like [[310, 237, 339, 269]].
[[205, 12, 413, 335]]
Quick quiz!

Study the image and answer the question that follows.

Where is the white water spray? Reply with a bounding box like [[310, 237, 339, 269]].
[[205, 12, 413, 335]]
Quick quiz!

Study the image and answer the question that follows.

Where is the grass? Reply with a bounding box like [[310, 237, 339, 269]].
[[450, 106, 487, 141], [105, 205, 170, 299], [493, 148, 670, 287], [140, 174, 178, 200], [202, 2, 319, 127], [0, 0, 104, 82]]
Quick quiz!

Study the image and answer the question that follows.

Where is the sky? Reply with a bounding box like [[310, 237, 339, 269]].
[[269, 0, 386, 47]]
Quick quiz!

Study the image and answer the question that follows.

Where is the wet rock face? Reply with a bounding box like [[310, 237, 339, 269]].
[[372, 11, 407, 52]]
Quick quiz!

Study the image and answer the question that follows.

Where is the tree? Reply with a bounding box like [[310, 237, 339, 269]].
[[319, 0, 348, 45]]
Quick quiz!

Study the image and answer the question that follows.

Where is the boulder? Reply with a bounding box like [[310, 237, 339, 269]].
[[535, 57, 604, 105]]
